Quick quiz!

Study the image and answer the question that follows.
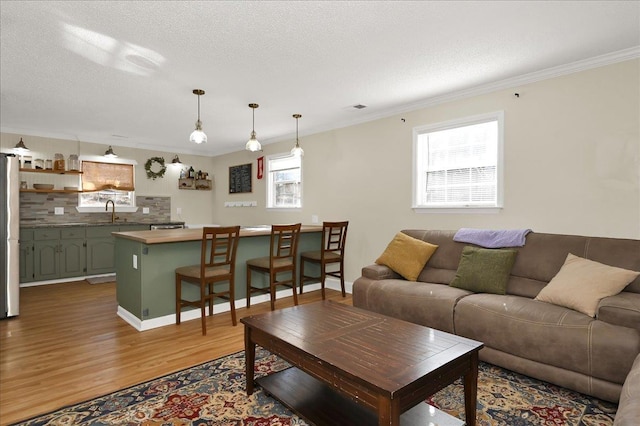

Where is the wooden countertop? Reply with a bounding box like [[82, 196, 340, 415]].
[[112, 225, 323, 244]]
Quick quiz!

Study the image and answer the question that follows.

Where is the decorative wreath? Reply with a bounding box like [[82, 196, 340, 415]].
[[145, 156, 166, 180]]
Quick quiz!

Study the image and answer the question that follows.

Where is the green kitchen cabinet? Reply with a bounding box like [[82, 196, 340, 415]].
[[59, 228, 86, 278], [86, 224, 147, 275], [19, 229, 34, 283], [86, 226, 119, 275], [33, 229, 61, 281], [33, 227, 86, 281]]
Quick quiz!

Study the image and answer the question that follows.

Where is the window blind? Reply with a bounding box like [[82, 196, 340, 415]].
[[81, 161, 135, 191]]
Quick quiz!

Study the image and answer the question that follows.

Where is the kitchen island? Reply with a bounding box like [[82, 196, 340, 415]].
[[113, 225, 322, 331]]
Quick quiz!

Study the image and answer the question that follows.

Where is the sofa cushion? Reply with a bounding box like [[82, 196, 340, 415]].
[[454, 294, 640, 384], [352, 278, 471, 333], [375, 232, 438, 281], [449, 246, 517, 294], [535, 254, 640, 317]]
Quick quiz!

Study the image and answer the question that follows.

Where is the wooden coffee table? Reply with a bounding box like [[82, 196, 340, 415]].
[[242, 301, 483, 426]]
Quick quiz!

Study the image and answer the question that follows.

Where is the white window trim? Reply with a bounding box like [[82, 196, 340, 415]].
[[266, 152, 303, 209], [412, 111, 504, 212], [76, 155, 138, 213]]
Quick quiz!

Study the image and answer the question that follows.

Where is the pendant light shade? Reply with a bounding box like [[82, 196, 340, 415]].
[[13, 137, 30, 153], [245, 103, 262, 152], [104, 146, 118, 158], [290, 114, 304, 157], [189, 89, 207, 144]]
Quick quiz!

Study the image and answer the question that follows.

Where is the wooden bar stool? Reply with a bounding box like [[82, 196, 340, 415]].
[[175, 226, 240, 335], [300, 221, 349, 299], [246, 223, 301, 311]]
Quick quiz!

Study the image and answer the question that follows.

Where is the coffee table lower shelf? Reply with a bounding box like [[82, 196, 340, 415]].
[[257, 367, 465, 426]]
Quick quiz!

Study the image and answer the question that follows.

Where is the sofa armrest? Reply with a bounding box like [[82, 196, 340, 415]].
[[614, 353, 640, 426], [598, 293, 640, 330], [361, 264, 402, 280]]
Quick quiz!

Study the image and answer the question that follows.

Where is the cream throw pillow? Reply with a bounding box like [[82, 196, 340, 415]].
[[375, 232, 438, 281], [535, 253, 640, 317]]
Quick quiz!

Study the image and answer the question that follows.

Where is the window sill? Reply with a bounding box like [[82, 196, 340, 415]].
[[76, 206, 139, 213], [266, 207, 302, 212], [412, 206, 502, 214]]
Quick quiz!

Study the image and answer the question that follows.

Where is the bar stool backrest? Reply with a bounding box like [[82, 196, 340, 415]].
[[322, 221, 348, 260]]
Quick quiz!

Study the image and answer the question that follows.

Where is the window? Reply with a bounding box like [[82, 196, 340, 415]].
[[413, 111, 503, 210], [78, 159, 137, 211], [267, 153, 302, 208]]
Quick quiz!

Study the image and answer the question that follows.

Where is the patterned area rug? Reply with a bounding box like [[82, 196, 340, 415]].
[[15, 348, 617, 425], [428, 363, 617, 426]]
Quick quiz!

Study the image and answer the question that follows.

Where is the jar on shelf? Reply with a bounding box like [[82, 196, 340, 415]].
[[34, 158, 44, 170], [53, 153, 65, 171], [45, 159, 53, 170], [68, 154, 79, 171]]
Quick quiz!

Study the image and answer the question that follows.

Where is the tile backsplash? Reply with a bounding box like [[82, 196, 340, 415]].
[[19, 193, 173, 225]]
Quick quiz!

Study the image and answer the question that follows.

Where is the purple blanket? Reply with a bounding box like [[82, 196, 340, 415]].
[[453, 228, 532, 248]]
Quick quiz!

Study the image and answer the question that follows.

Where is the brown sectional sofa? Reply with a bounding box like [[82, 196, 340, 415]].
[[352, 230, 640, 407]]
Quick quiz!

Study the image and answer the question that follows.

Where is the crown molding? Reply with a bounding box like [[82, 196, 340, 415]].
[[284, 46, 640, 140]]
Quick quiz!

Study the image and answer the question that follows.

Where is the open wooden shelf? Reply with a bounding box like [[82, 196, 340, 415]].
[[20, 189, 82, 193], [178, 178, 212, 190], [20, 168, 82, 175]]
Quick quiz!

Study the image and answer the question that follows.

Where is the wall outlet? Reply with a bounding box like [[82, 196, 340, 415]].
[[54, 207, 64, 215], [176, 207, 182, 215], [311, 214, 319, 224], [142, 207, 150, 214]]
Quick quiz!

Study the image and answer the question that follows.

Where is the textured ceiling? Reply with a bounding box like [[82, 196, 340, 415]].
[[1, 1, 639, 156]]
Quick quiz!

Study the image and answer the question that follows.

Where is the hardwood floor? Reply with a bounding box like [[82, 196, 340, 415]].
[[0, 280, 352, 425]]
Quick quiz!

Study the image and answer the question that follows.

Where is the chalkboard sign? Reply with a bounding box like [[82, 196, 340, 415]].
[[229, 163, 252, 193]]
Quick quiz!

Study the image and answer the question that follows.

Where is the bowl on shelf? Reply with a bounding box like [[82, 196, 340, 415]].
[[33, 184, 54, 190]]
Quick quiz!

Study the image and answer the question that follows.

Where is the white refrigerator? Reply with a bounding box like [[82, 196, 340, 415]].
[[1, 153, 19, 318]]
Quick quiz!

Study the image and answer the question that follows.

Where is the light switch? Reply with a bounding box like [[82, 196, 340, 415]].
[[133, 254, 138, 269], [54, 207, 64, 215]]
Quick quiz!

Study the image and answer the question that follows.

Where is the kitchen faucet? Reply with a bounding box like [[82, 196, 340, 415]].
[[105, 200, 119, 223]]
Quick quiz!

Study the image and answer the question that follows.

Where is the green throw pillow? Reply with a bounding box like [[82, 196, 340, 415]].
[[450, 246, 518, 294]]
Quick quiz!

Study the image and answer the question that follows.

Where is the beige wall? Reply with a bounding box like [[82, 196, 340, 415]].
[[2, 59, 638, 283], [210, 59, 640, 282]]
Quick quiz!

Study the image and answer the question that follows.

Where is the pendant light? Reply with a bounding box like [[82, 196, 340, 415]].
[[13, 137, 30, 153], [290, 114, 304, 157], [245, 103, 262, 152], [189, 89, 207, 144], [104, 146, 118, 158]]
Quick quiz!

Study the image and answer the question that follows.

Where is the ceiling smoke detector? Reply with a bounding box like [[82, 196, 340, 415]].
[[353, 104, 367, 109]]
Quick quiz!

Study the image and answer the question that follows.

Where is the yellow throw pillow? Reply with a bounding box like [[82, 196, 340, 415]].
[[535, 253, 640, 317], [375, 232, 438, 281]]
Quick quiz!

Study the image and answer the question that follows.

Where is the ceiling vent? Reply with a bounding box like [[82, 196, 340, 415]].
[[353, 104, 367, 109]]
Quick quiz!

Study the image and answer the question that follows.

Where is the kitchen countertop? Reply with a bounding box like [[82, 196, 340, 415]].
[[112, 225, 322, 244], [20, 221, 185, 229]]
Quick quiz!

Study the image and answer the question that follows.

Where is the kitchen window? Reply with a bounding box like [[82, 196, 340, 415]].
[[77, 158, 138, 212], [413, 111, 504, 211], [266, 153, 302, 209]]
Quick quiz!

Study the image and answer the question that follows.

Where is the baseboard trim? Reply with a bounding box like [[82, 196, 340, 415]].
[[117, 278, 353, 332]]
